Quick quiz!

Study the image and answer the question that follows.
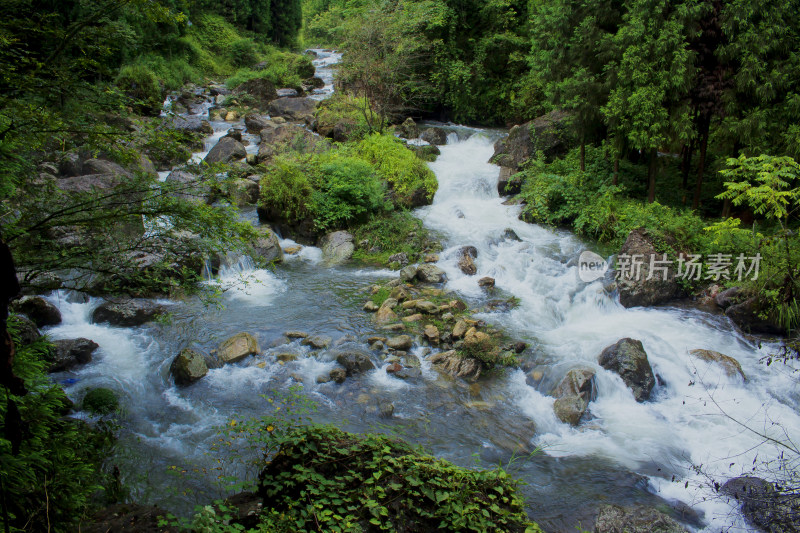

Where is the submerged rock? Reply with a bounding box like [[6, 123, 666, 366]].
[[478, 277, 495, 288], [598, 338, 655, 402], [301, 335, 331, 349], [92, 299, 164, 327], [594, 504, 688, 533], [170, 348, 209, 385], [49, 338, 99, 373], [689, 349, 746, 380], [12, 296, 61, 327], [218, 332, 259, 363], [329, 367, 347, 383]]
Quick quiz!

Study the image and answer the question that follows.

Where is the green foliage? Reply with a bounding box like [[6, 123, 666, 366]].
[[1, 317, 117, 532], [116, 64, 164, 115], [259, 424, 542, 532], [230, 38, 258, 67], [370, 287, 392, 307], [351, 210, 440, 265], [355, 133, 438, 206], [82, 387, 120, 415], [259, 155, 315, 222], [314, 93, 373, 141]]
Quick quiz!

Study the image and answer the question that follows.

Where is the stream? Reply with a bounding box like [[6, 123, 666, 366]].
[[39, 49, 800, 532]]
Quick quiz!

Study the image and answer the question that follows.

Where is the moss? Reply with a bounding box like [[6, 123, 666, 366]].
[[351, 210, 441, 265], [82, 387, 119, 415]]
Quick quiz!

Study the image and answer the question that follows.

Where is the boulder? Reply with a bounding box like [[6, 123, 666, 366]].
[[363, 301, 379, 312], [429, 350, 482, 381], [301, 335, 332, 349], [420, 127, 447, 145], [235, 78, 278, 109], [722, 476, 800, 532], [160, 115, 213, 135], [457, 246, 478, 275], [400, 265, 418, 282], [594, 504, 688, 533], [49, 338, 98, 372], [244, 113, 271, 133], [598, 338, 655, 402], [170, 348, 209, 385], [252, 226, 283, 263], [267, 97, 317, 122], [714, 286, 742, 309], [320, 231, 354, 264], [551, 367, 596, 426], [165, 170, 211, 203], [12, 315, 41, 346], [92, 299, 163, 327], [12, 296, 61, 327], [329, 367, 347, 383], [689, 349, 746, 380], [374, 306, 398, 324], [217, 332, 259, 363], [416, 264, 447, 284], [227, 178, 260, 206], [490, 110, 573, 170], [388, 252, 409, 266], [423, 325, 439, 345], [386, 335, 413, 351], [478, 277, 495, 288], [204, 137, 247, 165], [452, 320, 469, 339], [497, 167, 523, 197], [335, 351, 375, 375], [394, 366, 422, 380], [725, 296, 784, 335], [276, 88, 299, 98], [396, 117, 419, 139], [616, 229, 681, 308]]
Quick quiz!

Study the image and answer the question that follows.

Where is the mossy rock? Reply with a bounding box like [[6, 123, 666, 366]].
[[82, 387, 119, 415]]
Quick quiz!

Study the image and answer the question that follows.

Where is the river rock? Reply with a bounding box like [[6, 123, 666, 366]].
[[403, 313, 423, 322], [416, 264, 447, 283], [49, 338, 98, 372], [301, 336, 331, 349], [396, 117, 419, 139], [12, 296, 61, 327], [598, 338, 655, 402], [388, 252, 409, 266], [252, 226, 284, 263], [170, 348, 209, 385], [374, 306, 398, 324], [218, 332, 259, 363], [320, 231, 354, 264], [395, 366, 422, 380], [452, 320, 469, 339], [285, 331, 309, 339], [616, 229, 681, 308], [235, 78, 277, 109], [276, 88, 299, 98], [268, 97, 317, 122], [329, 367, 347, 383], [160, 115, 213, 135], [689, 349, 746, 380], [416, 301, 439, 314], [423, 325, 439, 345], [714, 286, 742, 309], [244, 114, 271, 133], [165, 170, 211, 203], [478, 277, 495, 288], [594, 504, 688, 533], [551, 367, 596, 426], [722, 476, 800, 532], [227, 178, 259, 206], [13, 315, 41, 346], [420, 127, 447, 145], [386, 335, 413, 351], [490, 110, 573, 170], [363, 301, 379, 312], [335, 351, 375, 375], [725, 296, 784, 335], [497, 166, 523, 196], [457, 246, 478, 275], [204, 137, 247, 165], [429, 350, 482, 381], [400, 265, 418, 282], [381, 298, 399, 310], [92, 299, 163, 327]]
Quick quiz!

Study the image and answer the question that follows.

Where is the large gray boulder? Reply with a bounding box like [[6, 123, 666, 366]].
[[244, 113, 271, 133], [165, 170, 211, 203], [217, 332, 259, 363], [616, 229, 681, 308], [267, 97, 317, 122], [490, 110, 573, 170], [320, 231, 354, 265], [722, 476, 800, 533], [12, 296, 61, 327], [598, 338, 655, 402], [420, 127, 447, 145], [551, 367, 596, 426], [49, 338, 98, 372], [170, 348, 209, 385], [252, 226, 283, 263], [416, 264, 447, 283], [594, 504, 688, 533], [227, 178, 260, 206], [335, 351, 375, 375], [160, 115, 213, 135], [91, 299, 164, 327], [204, 137, 247, 165]]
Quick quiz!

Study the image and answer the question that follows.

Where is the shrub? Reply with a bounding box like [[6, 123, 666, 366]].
[[356, 133, 438, 206], [259, 155, 314, 223], [82, 387, 120, 415], [314, 94, 374, 142], [229, 38, 258, 67], [352, 210, 440, 265], [115, 64, 162, 115]]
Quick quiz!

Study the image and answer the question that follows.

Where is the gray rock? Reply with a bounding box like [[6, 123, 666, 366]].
[[170, 348, 209, 385], [320, 231, 354, 264], [394, 366, 422, 380], [267, 97, 317, 122], [388, 253, 409, 266], [378, 401, 394, 418], [228, 178, 259, 206], [594, 504, 688, 533], [490, 110, 573, 170], [386, 335, 413, 351], [616, 229, 681, 308], [458, 246, 478, 275], [235, 78, 277, 109], [396, 117, 419, 139], [329, 367, 347, 383], [49, 338, 98, 372], [91, 299, 163, 327], [598, 338, 655, 402], [721, 476, 800, 533], [335, 351, 375, 375], [420, 127, 447, 145], [416, 264, 447, 283], [276, 88, 299, 98], [12, 296, 61, 327], [551, 367, 596, 426], [400, 265, 418, 282], [478, 277, 495, 288], [12, 315, 40, 345], [217, 332, 259, 363], [497, 166, 523, 196], [725, 296, 784, 335], [244, 113, 271, 133], [165, 170, 211, 203], [714, 286, 742, 310], [429, 350, 482, 381], [301, 335, 332, 349], [160, 115, 213, 135], [204, 137, 247, 165], [252, 226, 283, 263]]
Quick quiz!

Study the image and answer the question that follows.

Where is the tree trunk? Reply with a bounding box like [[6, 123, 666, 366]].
[[647, 148, 657, 203], [681, 140, 694, 189], [580, 137, 586, 172], [692, 115, 710, 211], [612, 155, 619, 186]]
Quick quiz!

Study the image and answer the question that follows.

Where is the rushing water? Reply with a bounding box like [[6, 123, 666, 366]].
[[36, 54, 800, 532]]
